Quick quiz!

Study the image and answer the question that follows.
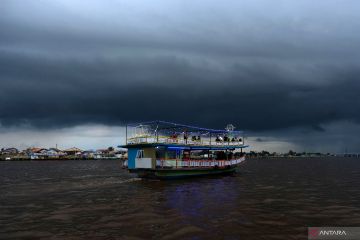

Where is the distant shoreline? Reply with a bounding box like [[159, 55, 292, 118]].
[[0, 158, 125, 161], [1, 156, 359, 162], [248, 156, 360, 160]]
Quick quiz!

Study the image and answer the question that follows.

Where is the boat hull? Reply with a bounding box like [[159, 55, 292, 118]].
[[129, 165, 241, 179]]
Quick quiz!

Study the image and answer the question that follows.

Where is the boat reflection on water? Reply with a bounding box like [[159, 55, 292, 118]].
[[165, 177, 240, 219]]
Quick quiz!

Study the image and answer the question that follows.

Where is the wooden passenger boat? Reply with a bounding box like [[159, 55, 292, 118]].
[[120, 121, 248, 179]]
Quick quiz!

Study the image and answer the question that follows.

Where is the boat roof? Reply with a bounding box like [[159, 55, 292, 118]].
[[119, 143, 249, 150], [122, 121, 248, 149], [126, 120, 243, 134]]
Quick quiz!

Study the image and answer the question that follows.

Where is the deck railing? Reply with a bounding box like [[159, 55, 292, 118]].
[[155, 156, 245, 169]]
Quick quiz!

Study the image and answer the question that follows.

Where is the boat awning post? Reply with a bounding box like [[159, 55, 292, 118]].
[[126, 124, 128, 145], [210, 132, 212, 146], [156, 121, 159, 143]]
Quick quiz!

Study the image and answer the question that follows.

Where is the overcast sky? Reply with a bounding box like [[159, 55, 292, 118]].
[[1, 0, 360, 152]]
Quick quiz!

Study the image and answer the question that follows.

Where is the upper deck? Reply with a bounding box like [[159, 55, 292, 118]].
[[123, 121, 247, 149]]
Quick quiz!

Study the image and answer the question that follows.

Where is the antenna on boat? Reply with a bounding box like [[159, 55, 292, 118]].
[[225, 124, 235, 132]]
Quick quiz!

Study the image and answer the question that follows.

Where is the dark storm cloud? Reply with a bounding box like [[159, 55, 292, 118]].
[[1, 51, 360, 131], [1, 0, 360, 132]]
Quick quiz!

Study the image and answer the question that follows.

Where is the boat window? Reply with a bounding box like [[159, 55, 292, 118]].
[[216, 151, 226, 160], [190, 150, 207, 160], [136, 150, 144, 158], [166, 150, 176, 160], [182, 150, 190, 160], [156, 147, 166, 159]]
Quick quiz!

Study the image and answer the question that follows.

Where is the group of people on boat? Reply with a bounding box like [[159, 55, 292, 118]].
[[215, 136, 242, 143], [183, 134, 201, 141], [169, 133, 242, 144]]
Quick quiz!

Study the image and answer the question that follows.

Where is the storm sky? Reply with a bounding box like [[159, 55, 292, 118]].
[[1, 0, 360, 152]]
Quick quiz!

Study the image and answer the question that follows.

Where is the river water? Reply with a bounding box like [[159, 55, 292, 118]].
[[1, 158, 359, 239]]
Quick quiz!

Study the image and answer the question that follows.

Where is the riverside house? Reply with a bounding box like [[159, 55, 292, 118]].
[[1, 146, 127, 160], [63, 147, 83, 156], [0, 147, 19, 155], [61, 147, 83, 159], [27, 147, 66, 159]]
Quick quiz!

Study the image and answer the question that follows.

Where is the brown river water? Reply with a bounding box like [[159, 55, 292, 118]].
[[0, 157, 360, 240]]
